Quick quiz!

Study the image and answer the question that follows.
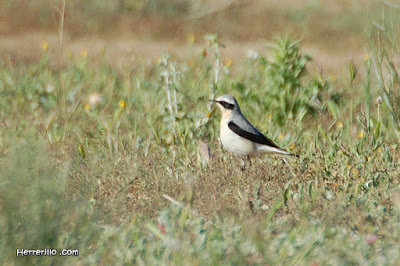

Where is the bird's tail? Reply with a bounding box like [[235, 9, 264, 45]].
[[258, 146, 299, 158], [276, 150, 299, 158], [287, 152, 300, 158]]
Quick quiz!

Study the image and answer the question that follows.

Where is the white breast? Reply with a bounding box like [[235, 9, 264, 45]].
[[220, 118, 257, 157]]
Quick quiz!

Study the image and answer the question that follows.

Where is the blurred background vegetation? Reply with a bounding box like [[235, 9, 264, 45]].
[[0, 0, 370, 41], [0, 0, 374, 68]]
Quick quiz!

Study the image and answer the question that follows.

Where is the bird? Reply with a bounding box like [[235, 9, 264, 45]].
[[211, 94, 298, 159]]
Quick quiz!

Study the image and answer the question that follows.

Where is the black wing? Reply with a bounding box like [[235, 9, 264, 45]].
[[228, 121, 281, 149]]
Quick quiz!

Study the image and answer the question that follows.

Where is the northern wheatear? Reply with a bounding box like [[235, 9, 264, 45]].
[[211, 94, 298, 158]]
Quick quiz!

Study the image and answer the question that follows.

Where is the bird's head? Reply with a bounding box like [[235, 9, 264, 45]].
[[210, 94, 240, 117]]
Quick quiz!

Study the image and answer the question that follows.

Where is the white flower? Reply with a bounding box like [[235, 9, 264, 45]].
[[246, 50, 259, 59]]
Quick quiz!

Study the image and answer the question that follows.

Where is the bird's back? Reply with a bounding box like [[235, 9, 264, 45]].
[[227, 110, 286, 153], [229, 110, 261, 135]]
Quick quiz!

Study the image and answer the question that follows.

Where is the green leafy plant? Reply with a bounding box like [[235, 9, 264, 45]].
[[264, 37, 329, 125], [237, 37, 337, 127]]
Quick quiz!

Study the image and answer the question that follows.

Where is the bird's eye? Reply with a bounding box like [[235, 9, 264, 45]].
[[218, 101, 235, 110]]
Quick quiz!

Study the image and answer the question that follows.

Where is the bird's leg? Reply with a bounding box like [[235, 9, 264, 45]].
[[247, 156, 252, 167], [240, 156, 252, 171]]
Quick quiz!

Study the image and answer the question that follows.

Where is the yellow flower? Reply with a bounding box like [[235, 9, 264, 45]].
[[119, 100, 126, 108], [378, 147, 382, 153], [84, 104, 90, 110], [225, 58, 232, 67], [361, 177, 365, 182], [352, 168, 359, 176], [364, 54, 369, 62], [187, 33, 195, 44], [358, 131, 364, 139], [41, 41, 48, 52], [206, 112, 212, 117], [80, 48, 88, 58], [290, 143, 295, 149], [336, 120, 344, 129]]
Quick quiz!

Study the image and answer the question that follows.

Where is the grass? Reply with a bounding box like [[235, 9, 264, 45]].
[[1, 4, 400, 265]]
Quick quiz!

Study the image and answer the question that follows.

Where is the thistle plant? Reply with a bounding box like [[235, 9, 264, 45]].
[[369, 1, 400, 138], [204, 34, 227, 117], [158, 53, 183, 145]]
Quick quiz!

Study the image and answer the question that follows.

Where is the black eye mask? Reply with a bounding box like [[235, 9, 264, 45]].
[[217, 101, 235, 110]]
